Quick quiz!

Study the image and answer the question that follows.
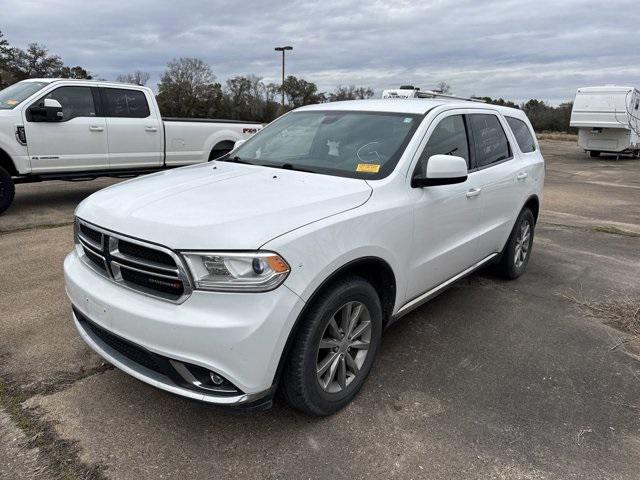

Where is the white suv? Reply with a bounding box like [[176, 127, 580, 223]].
[[64, 96, 544, 416]]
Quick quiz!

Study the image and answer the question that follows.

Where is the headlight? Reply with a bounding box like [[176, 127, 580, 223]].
[[181, 251, 290, 292]]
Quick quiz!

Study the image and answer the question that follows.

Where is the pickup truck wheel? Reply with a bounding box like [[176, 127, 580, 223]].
[[0, 166, 15, 215], [282, 276, 382, 416], [495, 208, 535, 279]]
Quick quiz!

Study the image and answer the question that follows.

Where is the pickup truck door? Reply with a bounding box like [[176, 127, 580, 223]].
[[23, 86, 108, 173], [405, 112, 483, 301], [100, 87, 162, 169]]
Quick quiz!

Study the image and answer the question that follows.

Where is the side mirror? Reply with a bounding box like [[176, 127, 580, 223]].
[[28, 98, 63, 122], [412, 154, 468, 188], [233, 139, 246, 149]]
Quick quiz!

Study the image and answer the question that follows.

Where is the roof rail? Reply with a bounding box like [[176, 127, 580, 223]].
[[381, 86, 486, 103]]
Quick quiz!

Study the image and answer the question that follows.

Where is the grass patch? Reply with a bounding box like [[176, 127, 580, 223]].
[[537, 132, 578, 142], [563, 290, 640, 337], [592, 226, 640, 238], [0, 221, 74, 235]]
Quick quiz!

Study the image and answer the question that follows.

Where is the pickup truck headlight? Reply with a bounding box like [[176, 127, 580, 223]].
[[181, 252, 290, 292]]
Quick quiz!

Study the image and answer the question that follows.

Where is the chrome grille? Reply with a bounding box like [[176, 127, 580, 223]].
[[75, 218, 192, 303]]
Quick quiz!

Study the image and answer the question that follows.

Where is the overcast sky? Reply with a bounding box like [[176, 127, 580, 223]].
[[3, 0, 639, 104]]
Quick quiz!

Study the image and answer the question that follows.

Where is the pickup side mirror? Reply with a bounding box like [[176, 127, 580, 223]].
[[233, 139, 246, 149], [411, 154, 468, 188], [28, 98, 63, 122]]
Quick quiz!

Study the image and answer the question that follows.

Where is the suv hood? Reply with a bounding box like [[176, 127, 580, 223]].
[[76, 161, 372, 250]]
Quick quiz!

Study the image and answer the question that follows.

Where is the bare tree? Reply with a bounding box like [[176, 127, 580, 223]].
[[434, 81, 452, 94], [116, 70, 150, 86], [0, 31, 91, 88], [328, 85, 374, 102]]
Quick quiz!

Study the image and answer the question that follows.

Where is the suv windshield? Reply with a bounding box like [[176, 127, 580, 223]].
[[0, 81, 48, 109], [232, 110, 421, 179]]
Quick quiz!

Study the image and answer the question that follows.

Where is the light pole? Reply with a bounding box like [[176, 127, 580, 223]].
[[274, 45, 293, 108]]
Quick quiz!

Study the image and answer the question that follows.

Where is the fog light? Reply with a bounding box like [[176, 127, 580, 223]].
[[210, 372, 224, 385]]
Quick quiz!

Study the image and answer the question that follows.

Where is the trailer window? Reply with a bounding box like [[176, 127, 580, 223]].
[[505, 116, 536, 153]]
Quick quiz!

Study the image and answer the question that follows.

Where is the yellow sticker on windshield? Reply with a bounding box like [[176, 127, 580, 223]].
[[356, 163, 381, 173], [6, 100, 18, 106]]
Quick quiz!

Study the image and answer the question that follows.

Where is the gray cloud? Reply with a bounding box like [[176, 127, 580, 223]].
[[2, 0, 639, 104]]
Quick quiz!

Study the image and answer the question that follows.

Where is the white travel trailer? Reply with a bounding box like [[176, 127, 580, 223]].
[[570, 86, 640, 158]]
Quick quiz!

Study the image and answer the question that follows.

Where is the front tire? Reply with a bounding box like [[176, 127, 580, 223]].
[[495, 208, 535, 279], [281, 276, 383, 416], [0, 167, 15, 215]]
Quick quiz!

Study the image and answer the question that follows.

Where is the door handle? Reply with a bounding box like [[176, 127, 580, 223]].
[[89, 125, 104, 132], [516, 172, 528, 181], [145, 126, 158, 132], [466, 187, 482, 198]]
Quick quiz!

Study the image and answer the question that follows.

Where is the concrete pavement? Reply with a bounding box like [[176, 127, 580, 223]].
[[1, 140, 639, 479]]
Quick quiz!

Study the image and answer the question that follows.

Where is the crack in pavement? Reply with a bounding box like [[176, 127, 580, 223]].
[[0, 365, 113, 480]]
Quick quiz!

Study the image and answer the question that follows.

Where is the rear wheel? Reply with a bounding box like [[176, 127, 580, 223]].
[[281, 276, 382, 416], [209, 141, 235, 161], [495, 208, 535, 279], [589, 150, 600, 158], [0, 166, 15, 215]]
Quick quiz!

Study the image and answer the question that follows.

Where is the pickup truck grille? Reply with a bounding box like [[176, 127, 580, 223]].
[[75, 219, 192, 303]]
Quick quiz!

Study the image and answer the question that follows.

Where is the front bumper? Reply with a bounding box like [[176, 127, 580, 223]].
[[64, 250, 305, 404]]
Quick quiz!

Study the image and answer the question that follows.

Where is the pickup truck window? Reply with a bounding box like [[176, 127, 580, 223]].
[[102, 88, 150, 118], [0, 81, 47, 109], [232, 111, 421, 179], [415, 115, 470, 176], [44, 86, 96, 120]]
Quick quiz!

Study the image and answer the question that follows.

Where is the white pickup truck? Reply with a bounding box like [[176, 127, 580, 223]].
[[0, 78, 262, 214]]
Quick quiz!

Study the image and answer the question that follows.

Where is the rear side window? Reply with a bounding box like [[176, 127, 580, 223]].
[[103, 88, 150, 118], [416, 115, 469, 175], [43, 86, 96, 121], [506, 116, 536, 153], [468, 114, 511, 168]]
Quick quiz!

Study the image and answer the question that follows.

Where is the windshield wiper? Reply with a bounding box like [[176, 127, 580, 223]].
[[218, 155, 254, 165], [276, 163, 317, 173]]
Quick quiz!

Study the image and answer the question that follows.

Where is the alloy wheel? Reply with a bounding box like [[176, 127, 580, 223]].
[[316, 301, 371, 393], [514, 219, 531, 268]]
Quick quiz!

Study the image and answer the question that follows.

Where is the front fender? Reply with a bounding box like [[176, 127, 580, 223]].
[[0, 121, 30, 174], [263, 203, 413, 316]]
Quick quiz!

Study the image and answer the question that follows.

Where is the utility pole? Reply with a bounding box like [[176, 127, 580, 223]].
[[274, 46, 293, 108]]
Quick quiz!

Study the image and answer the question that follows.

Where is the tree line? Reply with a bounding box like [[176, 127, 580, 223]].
[[472, 96, 575, 133], [153, 57, 374, 122], [1, 30, 574, 131], [0, 31, 91, 86]]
